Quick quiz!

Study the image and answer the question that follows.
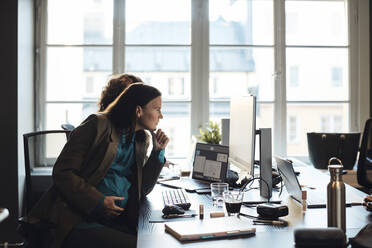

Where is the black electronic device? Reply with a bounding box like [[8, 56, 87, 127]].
[[272, 168, 282, 188], [162, 188, 191, 210], [256, 203, 288, 219], [162, 205, 185, 215], [159, 143, 229, 192], [294, 228, 346, 248]]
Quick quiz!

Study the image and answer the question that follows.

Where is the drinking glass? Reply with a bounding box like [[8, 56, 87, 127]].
[[210, 182, 229, 208], [223, 191, 244, 216]]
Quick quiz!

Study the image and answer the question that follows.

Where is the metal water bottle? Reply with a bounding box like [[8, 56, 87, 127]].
[[327, 157, 346, 232]]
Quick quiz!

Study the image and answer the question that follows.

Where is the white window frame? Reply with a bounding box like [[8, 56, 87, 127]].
[[35, 0, 364, 158]]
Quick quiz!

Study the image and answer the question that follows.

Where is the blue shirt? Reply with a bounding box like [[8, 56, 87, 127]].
[[76, 131, 165, 229], [95, 131, 136, 209]]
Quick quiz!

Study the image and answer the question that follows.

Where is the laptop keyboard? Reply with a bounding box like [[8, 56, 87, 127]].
[[162, 188, 191, 210]]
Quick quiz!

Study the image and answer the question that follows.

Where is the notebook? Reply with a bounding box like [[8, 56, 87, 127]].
[[275, 156, 363, 208], [159, 143, 229, 192], [165, 217, 256, 242]]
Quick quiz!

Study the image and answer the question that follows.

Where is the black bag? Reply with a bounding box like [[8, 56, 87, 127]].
[[307, 132, 360, 169], [349, 224, 372, 248]]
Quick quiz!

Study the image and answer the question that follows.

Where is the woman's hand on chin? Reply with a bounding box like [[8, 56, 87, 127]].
[[152, 129, 169, 150]]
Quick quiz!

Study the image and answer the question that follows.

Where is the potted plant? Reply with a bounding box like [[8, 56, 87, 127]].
[[199, 121, 221, 144]]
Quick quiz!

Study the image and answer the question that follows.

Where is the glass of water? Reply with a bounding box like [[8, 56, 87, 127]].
[[210, 182, 229, 208]]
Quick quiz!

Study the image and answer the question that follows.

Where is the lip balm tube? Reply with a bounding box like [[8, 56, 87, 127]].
[[199, 204, 204, 219], [302, 190, 307, 211]]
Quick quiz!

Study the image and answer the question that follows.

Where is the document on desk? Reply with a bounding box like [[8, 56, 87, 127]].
[[165, 217, 256, 242]]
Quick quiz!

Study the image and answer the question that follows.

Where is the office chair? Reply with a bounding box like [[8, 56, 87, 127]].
[[61, 123, 75, 132], [307, 132, 361, 170], [357, 119, 372, 192], [61, 123, 75, 139], [18, 130, 70, 247]]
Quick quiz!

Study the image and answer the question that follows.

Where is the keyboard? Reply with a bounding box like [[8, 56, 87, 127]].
[[162, 188, 191, 210]]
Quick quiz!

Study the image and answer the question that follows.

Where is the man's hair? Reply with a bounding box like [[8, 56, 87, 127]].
[[98, 73, 142, 111]]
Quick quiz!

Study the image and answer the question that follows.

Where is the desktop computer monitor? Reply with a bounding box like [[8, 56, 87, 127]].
[[228, 95, 256, 179]]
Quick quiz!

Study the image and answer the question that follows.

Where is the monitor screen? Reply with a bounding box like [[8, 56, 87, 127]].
[[228, 95, 256, 178]]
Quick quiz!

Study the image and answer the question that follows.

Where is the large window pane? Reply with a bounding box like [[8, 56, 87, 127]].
[[286, 48, 348, 101], [126, 0, 191, 44], [126, 47, 190, 157], [210, 102, 273, 127], [125, 47, 191, 100], [160, 102, 191, 158], [47, 47, 112, 101], [286, 0, 347, 46], [46, 103, 97, 130], [287, 103, 349, 156], [210, 0, 273, 45], [48, 0, 113, 44], [209, 47, 274, 101]]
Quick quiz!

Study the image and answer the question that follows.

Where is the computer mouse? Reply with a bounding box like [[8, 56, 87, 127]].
[[162, 205, 185, 215]]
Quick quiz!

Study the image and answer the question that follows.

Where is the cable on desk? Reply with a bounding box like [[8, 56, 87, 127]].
[[240, 177, 271, 203]]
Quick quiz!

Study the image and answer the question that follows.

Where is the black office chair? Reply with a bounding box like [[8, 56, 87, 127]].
[[18, 130, 70, 247], [61, 123, 75, 139], [307, 132, 361, 170], [61, 123, 75, 132], [357, 119, 372, 192]]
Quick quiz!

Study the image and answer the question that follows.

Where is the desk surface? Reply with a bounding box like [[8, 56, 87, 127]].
[[137, 165, 372, 248]]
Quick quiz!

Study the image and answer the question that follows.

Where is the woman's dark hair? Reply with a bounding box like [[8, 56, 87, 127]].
[[105, 83, 161, 144], [98, 73, 142, 111]]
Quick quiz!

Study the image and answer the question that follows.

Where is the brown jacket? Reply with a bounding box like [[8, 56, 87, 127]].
[[29, 113, 165, 248]]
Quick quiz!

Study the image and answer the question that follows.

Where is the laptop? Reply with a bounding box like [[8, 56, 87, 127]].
[[159, 143, 229, 192], [275, 156, 363, 208]]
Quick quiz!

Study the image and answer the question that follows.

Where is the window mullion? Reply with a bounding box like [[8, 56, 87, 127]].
[[36, 0, 48, 131], [191, 0, 209, 136], [113, 0, 125, 74], [274, 0, 287, 156], [348, 0, 359, 132]]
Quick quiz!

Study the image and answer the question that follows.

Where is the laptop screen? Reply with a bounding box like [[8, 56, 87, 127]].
[[275, 157, 302, 202], [192, 143, 229, 182]]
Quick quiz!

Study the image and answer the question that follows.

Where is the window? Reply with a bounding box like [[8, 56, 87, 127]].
[[286, 0, 349, 156], [36, 0, 357, 159], [331, 67, 343, 87], [289, 66, 299, 87], [168, 77, 185, 96], [321, 115, 343, 133], [287, 115, 298, 144]]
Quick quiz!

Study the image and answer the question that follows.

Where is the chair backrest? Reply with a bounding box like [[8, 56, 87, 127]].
[[357, 119, 372, 189], [61, 124, 75, 139], [307, 132, 361, 170], [23, 130, 70, 215], [61, 123, 75, 132]]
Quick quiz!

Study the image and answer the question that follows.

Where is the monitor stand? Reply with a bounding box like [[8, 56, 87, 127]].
[[256, 128, 272, 199]]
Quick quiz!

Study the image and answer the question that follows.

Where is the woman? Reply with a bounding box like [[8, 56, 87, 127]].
[[29, 83, 169, 248]]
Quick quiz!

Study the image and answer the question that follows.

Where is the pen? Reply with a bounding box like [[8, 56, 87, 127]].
[[162, 214, 197, 219], [253, 219, 286, 226]]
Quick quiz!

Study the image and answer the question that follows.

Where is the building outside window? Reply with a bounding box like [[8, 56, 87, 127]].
[[36, 0, 357, 164], [287, 115, 299, 144], [320, 115, 343, 133]]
